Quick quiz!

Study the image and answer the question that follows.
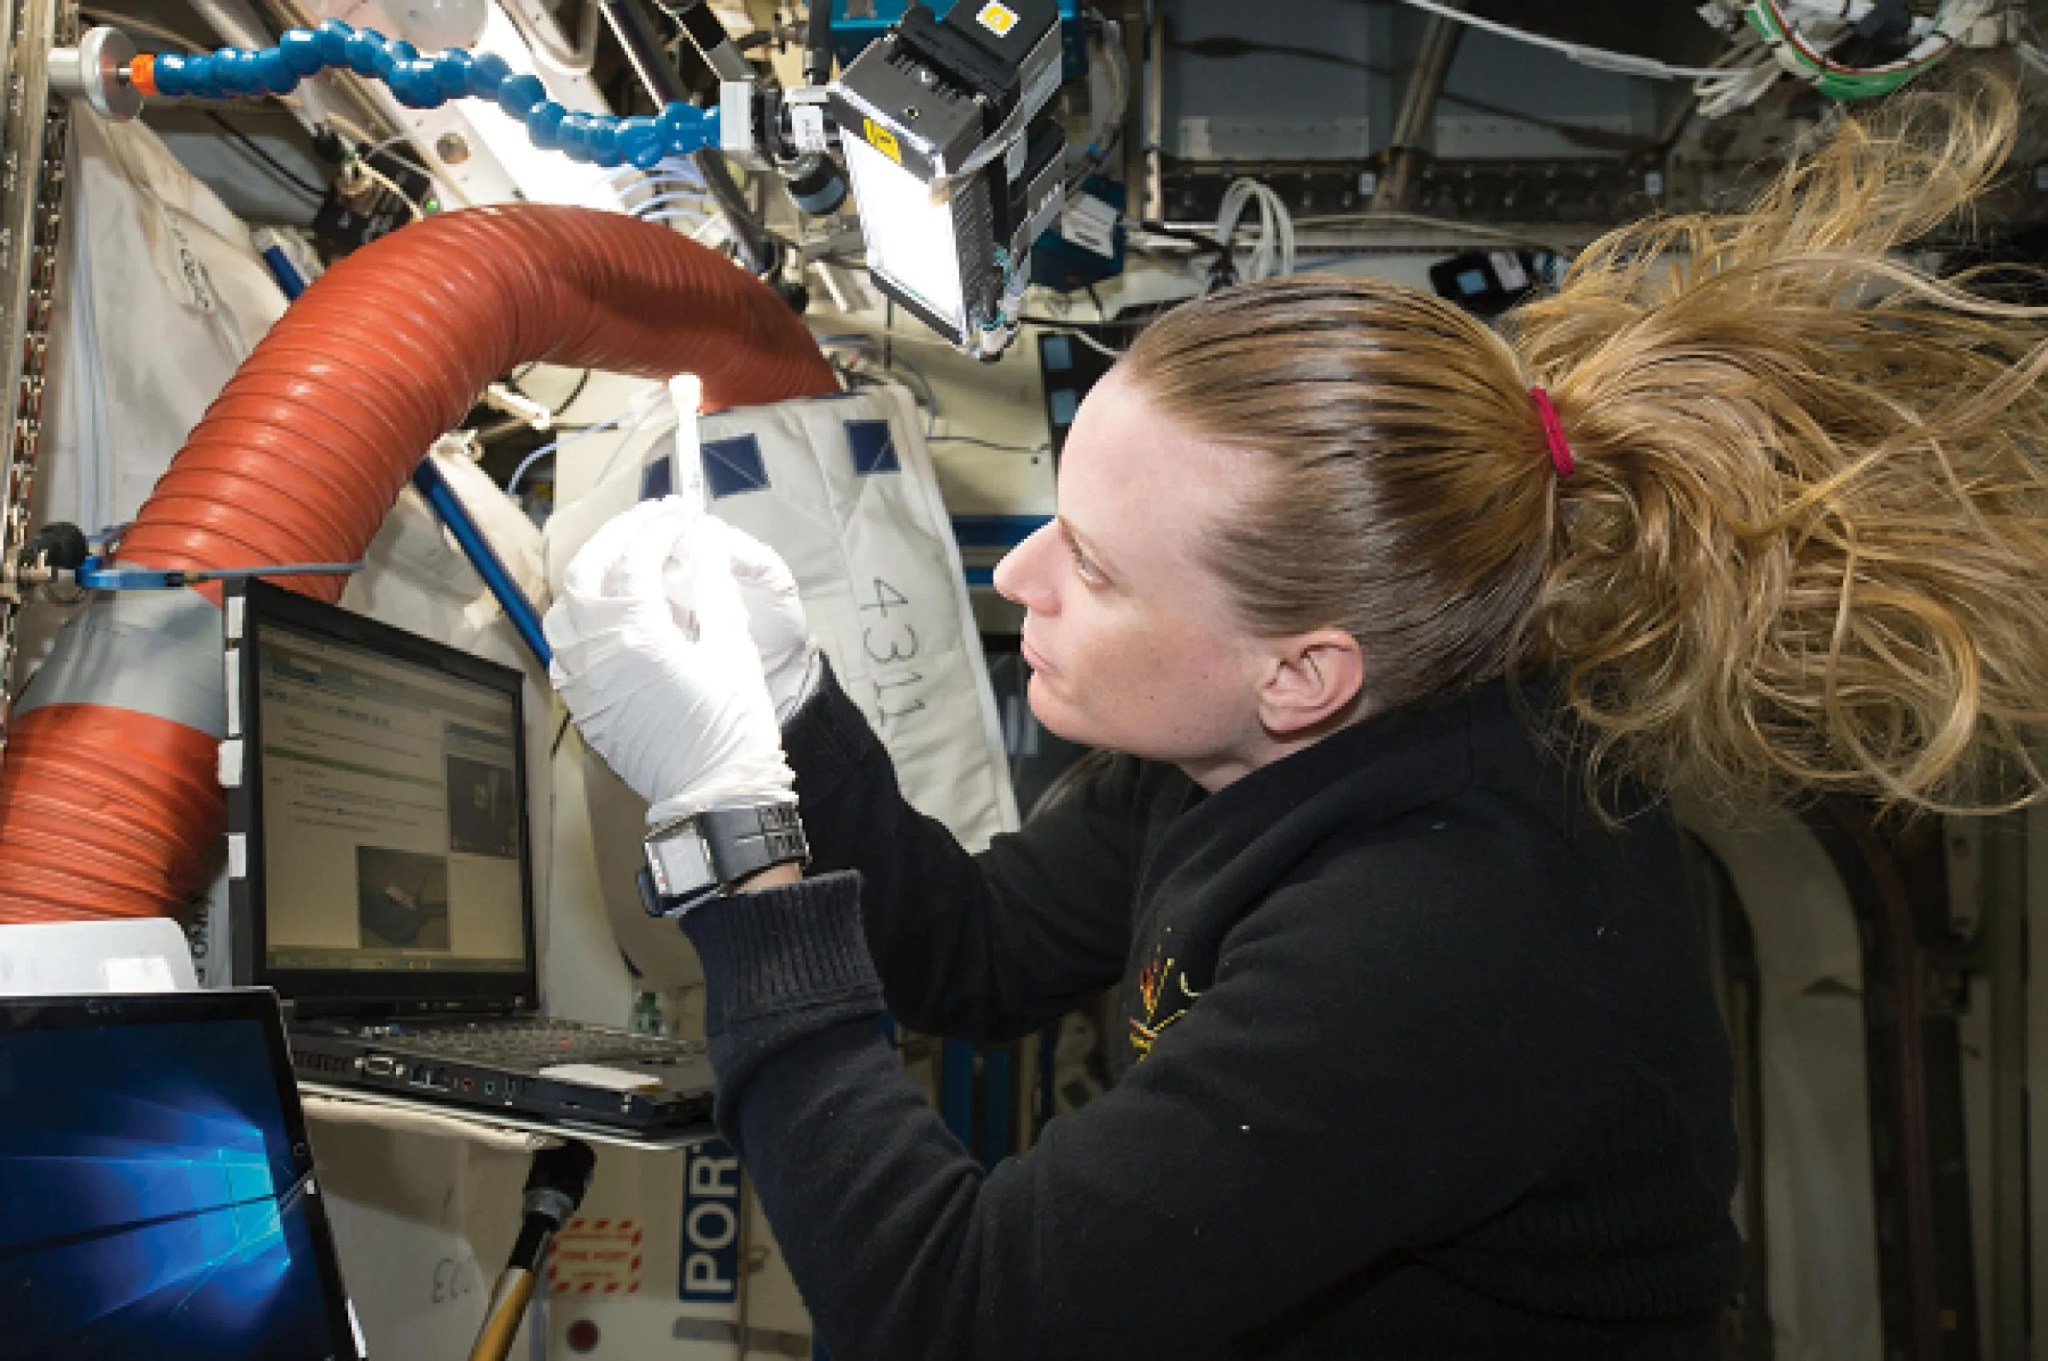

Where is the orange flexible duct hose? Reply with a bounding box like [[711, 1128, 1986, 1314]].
[[0, 205, 837, 923]]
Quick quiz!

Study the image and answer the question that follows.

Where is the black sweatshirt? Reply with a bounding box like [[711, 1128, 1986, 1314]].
[[678, 665, 1742, 1360]]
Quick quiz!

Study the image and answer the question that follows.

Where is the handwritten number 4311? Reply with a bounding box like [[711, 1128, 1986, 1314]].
[[861, 576, 927, 730]]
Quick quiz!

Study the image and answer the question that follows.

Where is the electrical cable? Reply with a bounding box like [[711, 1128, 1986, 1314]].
[[505, 409, 632, 495], [1211, 178, 1295, 288], [817, 334, 942, 435], [1029, 286, 1132, 354], [326, 121, 465, 210], [1044, 327, 1123, 359], [348, 158, 425, 221], [1125, 219, 1234, 262], [200, 110, 329, 199], [361, 140, 443, 191], [320, 111, 382, 154], [1742, 0, 1984, 97], [543, 366, 594, 418], [1292, 211, 1581, 253], [1694, 0, 1988, 114], [1389, 0, 1744, 80], [927, 434, 1051, 456], [1017, 311, 1143, 331], [628, 189, 718, 219]]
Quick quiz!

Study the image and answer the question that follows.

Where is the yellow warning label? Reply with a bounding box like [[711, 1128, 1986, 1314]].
[[976, 1, 1018, 37], [863, 118, 903, 164]]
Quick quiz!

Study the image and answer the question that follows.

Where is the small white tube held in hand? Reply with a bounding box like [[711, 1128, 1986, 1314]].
[[668, 373, 706, 516], [660, 369, 817, 720]]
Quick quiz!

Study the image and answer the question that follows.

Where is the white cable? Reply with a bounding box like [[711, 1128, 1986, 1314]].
[[1059, 328, 1122, 360], [1392, 0, 1746, 80], [1780, 0, 1872, 20], [347, 161, 424, 221], [629, 190, 717, 219], [1213, 179, 1295, 288]]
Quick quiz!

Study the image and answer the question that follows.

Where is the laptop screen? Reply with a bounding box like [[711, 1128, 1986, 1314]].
[[234, 581, 538, 1013], [0, 989, 365, 1360]]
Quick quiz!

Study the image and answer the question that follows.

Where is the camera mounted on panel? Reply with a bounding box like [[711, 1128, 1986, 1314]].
[[719, 81, 850, 217], [826, 0, 1067, 362], [731, 0, 1068, 361]]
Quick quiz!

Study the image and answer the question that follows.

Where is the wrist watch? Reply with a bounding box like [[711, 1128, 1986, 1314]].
[[638, 797, 810, 918]]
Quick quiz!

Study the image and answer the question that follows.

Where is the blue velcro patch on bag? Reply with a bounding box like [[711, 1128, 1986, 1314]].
[[846, 420, 900, 476], [639, 458, 672, 500], [702, 435, 770, 498]]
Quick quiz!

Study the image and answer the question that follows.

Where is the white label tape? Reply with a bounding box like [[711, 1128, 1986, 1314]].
[[1062, 194, 1119, 258]]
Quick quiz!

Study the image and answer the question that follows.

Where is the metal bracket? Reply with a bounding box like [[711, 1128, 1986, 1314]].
[[0, 0, 76, 748]]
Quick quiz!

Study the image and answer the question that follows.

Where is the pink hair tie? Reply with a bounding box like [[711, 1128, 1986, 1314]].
[[1530, 386, 1575, 479]]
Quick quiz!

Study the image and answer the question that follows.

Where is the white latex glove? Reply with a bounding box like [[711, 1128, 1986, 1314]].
[[724, 524, 818, 720], [545, 497, 792, 826]]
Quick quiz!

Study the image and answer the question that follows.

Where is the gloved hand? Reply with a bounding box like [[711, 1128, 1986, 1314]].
[[724, 524, 819, 721], [545, 497, 791, 826]]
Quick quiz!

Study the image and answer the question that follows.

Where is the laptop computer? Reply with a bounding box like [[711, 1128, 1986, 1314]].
[[221, 579, 713, 1138], [0, 987, 366, 1361]]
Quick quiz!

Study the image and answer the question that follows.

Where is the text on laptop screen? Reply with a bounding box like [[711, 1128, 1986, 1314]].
[[256, 620, 526, 976], [0, 1011, 349, 1360]]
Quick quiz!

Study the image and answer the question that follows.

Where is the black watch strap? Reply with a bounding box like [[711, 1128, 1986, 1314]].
[[639, 799, 808, 918]]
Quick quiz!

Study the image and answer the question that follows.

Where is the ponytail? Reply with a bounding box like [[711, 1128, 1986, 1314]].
[[1121, 72, 2048, 816], [1511, 73, 2048, 814]]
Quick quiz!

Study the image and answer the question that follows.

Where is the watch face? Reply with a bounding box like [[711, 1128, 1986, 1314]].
[[646, 824, 715, 899]]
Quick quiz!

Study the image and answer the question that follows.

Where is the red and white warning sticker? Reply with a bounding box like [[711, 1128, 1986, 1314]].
[[546, 1218, 645, 1296]]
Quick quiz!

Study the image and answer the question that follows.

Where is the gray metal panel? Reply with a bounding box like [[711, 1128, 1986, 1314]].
[[1176, 116, 1371, 160], [1159, 0, 1673, 165], [1438, 34, 1662, 153], [1160, 0, 1384, 161], [1435, 114, 1649, 160]]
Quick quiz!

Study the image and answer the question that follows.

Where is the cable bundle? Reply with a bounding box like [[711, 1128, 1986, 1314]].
[[1211, 179, 1295, 291], [1698, 0, 1998, 116]]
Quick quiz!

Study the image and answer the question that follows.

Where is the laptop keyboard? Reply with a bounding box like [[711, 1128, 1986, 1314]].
[[391, 1019, 705, 1063]]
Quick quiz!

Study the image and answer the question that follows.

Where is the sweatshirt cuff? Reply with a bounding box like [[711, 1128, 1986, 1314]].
[[781, 654, 888, 807], [678, 870, 883, 1039]]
